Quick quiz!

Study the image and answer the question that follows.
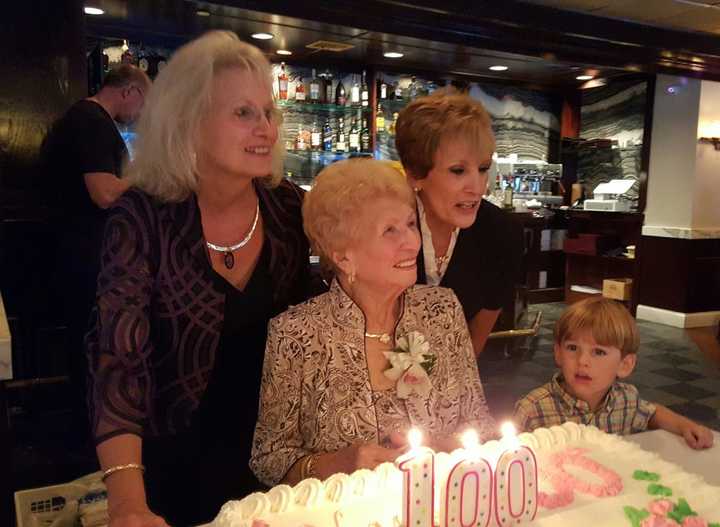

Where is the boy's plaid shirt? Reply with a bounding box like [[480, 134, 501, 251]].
[[514, 373, 656, 434]]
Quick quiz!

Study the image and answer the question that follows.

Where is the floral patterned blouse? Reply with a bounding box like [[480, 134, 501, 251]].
[[250, 280, 496, 486]]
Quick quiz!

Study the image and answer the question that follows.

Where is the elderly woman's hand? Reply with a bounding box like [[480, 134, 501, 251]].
[[317, 441, 405, 478]]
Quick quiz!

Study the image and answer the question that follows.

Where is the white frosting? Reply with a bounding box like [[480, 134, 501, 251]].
[[212, 424, 720, 526]]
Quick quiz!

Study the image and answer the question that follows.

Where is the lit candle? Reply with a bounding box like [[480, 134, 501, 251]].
[[441, 429, 493, 527], [396, 428, 435, 527], [494, 422, 538, 525]]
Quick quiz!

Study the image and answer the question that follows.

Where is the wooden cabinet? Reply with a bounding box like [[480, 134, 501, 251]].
[[563, 210, 643, 313]]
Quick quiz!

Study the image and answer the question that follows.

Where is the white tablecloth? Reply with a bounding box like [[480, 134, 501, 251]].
[[629, 429, 720, 485]]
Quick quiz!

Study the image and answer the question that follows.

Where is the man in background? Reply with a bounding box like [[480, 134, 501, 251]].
[[42, 64, 151, 442]]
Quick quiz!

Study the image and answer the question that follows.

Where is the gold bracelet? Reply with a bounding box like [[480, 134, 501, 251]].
[[299, 454, 319, 481], [305, 453, 319, 479], [101, 463, 146, 482]]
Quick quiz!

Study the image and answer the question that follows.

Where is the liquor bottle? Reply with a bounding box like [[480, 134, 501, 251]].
[[324, 70, 334, 104], [377, 75, 387, 100], [349, 118, 360, 152], [309, 69, 321, 103], [295, 77, 306, 102], [351, 75, 360, 106], [335, 78, 346, 106], [360, 118, 370, 152], [360, 70, 369, 108], [295, 124, 306, 151], [388, 112, 399, 135], [408, 76, 418, 100], [335, 117, 346, 153], [278, 62, 288, 101], [310, 120, 321, 151], [323, 118, 333, 151], [376, 103, 385, 132]]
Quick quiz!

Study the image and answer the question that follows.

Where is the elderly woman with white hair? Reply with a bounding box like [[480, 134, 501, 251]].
[[250, 158, 495, 488], [85, 32, 313, 526]]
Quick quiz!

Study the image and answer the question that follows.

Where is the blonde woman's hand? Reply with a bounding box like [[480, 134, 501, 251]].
[[109, 501, 169, 527]]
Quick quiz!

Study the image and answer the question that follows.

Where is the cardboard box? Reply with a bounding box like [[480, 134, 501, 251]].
[[602, 278, 633, 301]]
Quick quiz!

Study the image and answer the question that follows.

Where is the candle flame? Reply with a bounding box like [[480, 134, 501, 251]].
[[460, 429, 479, 450], [500, 421, 516, 439], [408, 428, 422, 450]]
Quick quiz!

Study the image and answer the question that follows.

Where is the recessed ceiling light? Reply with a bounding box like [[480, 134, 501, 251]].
[[196, 9, 210, 17], [276, 50, 292, 56], [576, 74, 594, 80], [489, 65, 509, 71], [84, 6, 104, 15], [384, 51, 404, 58], [251, 33, 274, 40]]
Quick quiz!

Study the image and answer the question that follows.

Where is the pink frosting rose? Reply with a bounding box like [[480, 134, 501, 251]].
[[641, 515, 680, 527], [682, 518, 708, 527], [648, 499, 675, 515]]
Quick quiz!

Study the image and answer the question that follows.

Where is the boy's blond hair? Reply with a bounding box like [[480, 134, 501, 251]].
[[554, 297, 639, 357]]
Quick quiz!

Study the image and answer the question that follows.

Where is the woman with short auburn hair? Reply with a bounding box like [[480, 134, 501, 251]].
[[250, 158, 495, 488], [396, 91, 523, 357], [86, 31, 312, 526]]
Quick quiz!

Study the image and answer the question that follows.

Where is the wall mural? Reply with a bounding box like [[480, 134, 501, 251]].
[[375, 74, 562, 164], [578, 81, 647, 208]]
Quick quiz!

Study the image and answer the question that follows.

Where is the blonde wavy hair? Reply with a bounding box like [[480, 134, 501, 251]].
[[303, 159, 415, 273], [125, 31, 284, 202]]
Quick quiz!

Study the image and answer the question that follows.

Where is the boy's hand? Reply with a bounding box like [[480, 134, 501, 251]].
[[681, 422, 715, 449]]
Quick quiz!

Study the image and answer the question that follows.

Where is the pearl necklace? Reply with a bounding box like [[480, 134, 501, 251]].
[[205, 203, 260, 270]]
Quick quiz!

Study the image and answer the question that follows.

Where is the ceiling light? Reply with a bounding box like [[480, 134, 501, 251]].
[[489, 65, 509, 71], [276, 50, 292, 56], [251, 33, 274, 40], [384, 51, 404, 58], [84, 6, 104, 15], [196, 10, 210, 17], [576, 74, 594, 80]]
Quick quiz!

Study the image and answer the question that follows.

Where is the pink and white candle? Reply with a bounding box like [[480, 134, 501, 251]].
[[493, 423, 539, 525], [396, 428, 435, 527], [441, 430, 493, 527]]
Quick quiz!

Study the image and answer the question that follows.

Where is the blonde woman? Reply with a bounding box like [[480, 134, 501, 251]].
[[250, 158, 495, 487], [396, 92, 523, 357], [86, 31, 313, 526]]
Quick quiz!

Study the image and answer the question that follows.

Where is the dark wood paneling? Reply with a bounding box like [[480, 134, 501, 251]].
[[0, 1, 86, 207], [638, 236, 720, 314]]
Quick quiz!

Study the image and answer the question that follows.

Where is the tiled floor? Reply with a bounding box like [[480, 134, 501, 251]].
[[479, 302, 720, 431]]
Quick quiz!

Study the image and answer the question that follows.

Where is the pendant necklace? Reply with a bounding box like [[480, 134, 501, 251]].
[[205, 202, 260, 270]]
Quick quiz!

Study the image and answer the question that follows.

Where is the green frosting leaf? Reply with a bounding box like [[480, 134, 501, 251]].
[[624, 506, 650, 527], [633, 470, 661, 482], [667, 498, 698, 523], [708, 523, 719, 527], [647, 483, 673, 497]]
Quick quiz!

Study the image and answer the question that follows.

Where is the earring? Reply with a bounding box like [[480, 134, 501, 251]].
[[347, 269, 356, 285], [413, 187, 420, 193]]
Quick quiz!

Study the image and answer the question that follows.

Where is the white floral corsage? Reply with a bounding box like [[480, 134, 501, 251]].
[[383, 331, 437, 399]]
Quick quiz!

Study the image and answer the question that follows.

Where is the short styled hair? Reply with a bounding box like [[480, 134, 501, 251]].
[[303, 158, 415, 273], [554, 297, 640, 357], [102, 64, 149, 89], [126, 31, 283, 202], [395, 90, 495, 179]]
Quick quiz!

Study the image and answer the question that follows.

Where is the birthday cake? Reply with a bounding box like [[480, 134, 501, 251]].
[[211, 423, 720, 526]]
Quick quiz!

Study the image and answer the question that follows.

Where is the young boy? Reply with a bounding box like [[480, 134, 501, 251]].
[[513, 297, 714, 449]]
